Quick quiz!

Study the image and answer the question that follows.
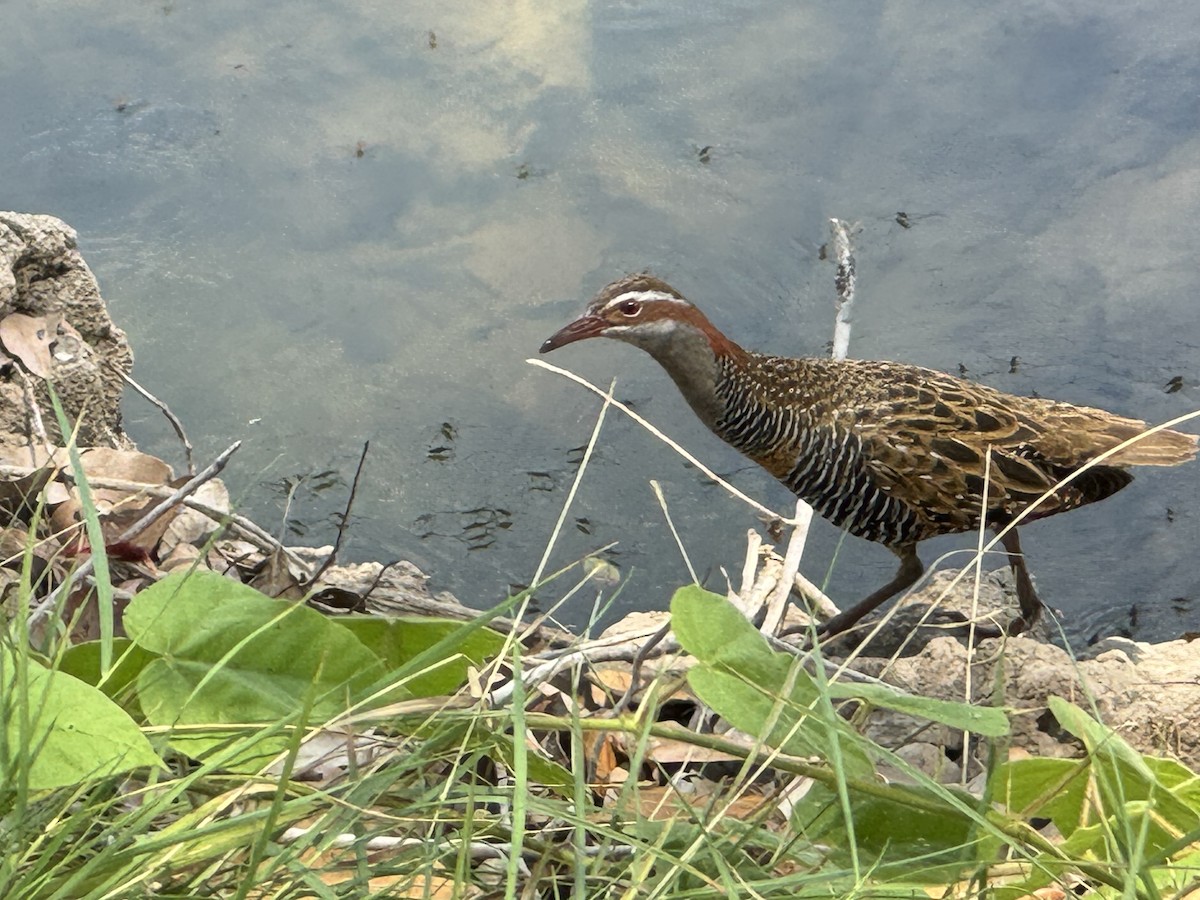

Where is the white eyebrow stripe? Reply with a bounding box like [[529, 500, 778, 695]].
[[600, 290, 686, 312]]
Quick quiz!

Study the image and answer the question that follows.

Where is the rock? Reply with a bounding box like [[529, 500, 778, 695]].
[[823, 567, 1053, 658], [816, 564, 1200, 775], [0, 212, 133, 448], [158, 479, 231, 556], [854, 631, 1200, 773], [881, 741, 963, 786]]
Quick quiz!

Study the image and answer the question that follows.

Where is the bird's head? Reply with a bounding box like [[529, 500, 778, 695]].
[[540, 274, 724, 356]]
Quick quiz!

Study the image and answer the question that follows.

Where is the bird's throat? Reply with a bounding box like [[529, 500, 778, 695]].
[[640, 326, 735, 430]]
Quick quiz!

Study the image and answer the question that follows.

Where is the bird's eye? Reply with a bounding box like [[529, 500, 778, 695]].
[[618, 299, 641, 316]]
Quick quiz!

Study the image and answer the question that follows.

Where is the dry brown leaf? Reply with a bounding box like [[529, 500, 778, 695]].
[[0, 444, 69, 513], [599, 610, 670, 640], [294, 844, 460, 897], [641, 735, 743, 765], [49, 448, 177, 554], [249, 546, 307, 599], [590, 665, 698, 706], [116, 575, 154, 596], [585, 731, 622, 782], [606, 765, 630, 785], [265, 726, 385, 782], [590, 666, 633, 703], [253, 862, 458, 899], [0, 466, 54, 519], [617, 782, 775, 821], [0, 442, 67, 470], [63, 582, 131, 642], [159, 541, 202, 572], [0, 525, 60, 614], [80, 447, 173, 485], [0, 313, 55, 377], [0, 526, 29, 561]]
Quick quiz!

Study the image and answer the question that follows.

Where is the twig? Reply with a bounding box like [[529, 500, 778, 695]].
[[64, 474, 305, 565], [116, 442, 240, 546], [829, 218, 859, 363], [740, 529, 762, 597], [762, 499, 811, 635], [27, 441, 242, 630], [771, 219, 861, 630], [490, 611, 888, 711], [793, 571, 839, 619], [118, 369, 195, 475], [488, 624, 676, 709], [0, 467, 308, 574], [526, 614, 663, 662], [311, 441, 370, 585], [610, 619, 674, 716]]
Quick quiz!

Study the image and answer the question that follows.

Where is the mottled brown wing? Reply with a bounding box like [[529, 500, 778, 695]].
[[837, 366, 1086, 530]]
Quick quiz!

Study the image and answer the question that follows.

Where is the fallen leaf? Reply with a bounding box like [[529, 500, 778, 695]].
[[641, 734, 743, 765], [0, 313, 55, 377], [611, 782, 775, 821], [249, 546, 307, 599], [585, 731, 621, 782], [50, 448, 177, 553], [0, 463, 54, 519]]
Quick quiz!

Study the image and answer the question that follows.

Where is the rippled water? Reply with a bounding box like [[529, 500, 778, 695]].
[[2, 1, 1198, 646]]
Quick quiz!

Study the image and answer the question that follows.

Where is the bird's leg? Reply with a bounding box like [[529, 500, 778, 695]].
[[995, 526, 1043, 633], [818, 545, 925, 637]]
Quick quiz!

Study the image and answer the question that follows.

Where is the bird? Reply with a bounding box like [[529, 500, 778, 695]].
[[540, 273, 1198, 638]]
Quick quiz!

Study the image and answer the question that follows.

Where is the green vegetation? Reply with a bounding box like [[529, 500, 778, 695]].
[[3, 394, 1199, 898], [5, 558, 1200, 897]]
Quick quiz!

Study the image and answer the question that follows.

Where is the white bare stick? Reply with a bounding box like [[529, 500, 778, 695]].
[[738, 545, 782, 620], [18, 371, 49, 445], [488, 628, 678, 709], [740, 529, 763, 597], [776, 219, 861, 625], [829, 218, 859, 363], [762, 500, 812, 635], [794, 572, 840, 619]]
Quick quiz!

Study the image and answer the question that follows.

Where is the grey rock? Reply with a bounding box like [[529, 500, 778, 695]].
[[0, 212, 133, 447]]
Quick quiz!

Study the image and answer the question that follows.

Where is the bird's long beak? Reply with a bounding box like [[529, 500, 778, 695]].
[[539, 314, 607, 353]]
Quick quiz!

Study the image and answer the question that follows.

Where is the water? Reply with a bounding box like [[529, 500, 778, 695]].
[[2, 0, 1197, 646]]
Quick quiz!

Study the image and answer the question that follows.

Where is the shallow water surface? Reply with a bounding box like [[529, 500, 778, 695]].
[[2, 1, 1198, 646]]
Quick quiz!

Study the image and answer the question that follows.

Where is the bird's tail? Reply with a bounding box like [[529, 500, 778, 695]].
[[1104, 424, 1198, 466]]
